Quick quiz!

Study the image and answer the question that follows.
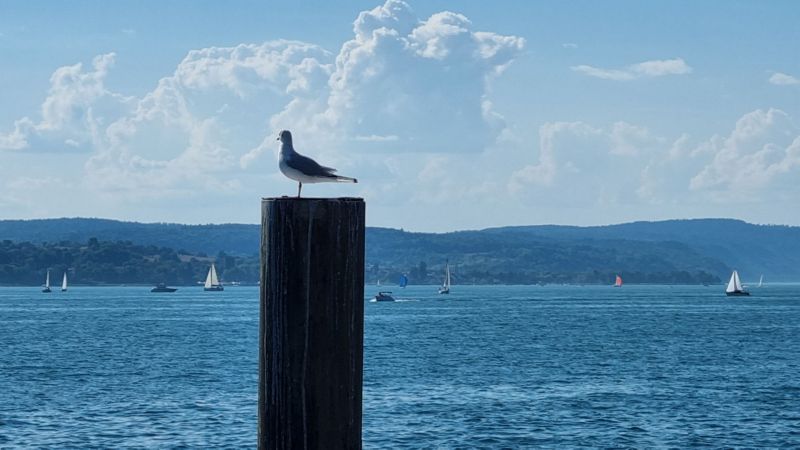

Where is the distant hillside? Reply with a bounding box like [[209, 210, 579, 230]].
[[484, 219, 800, 281], [1, 217, 798, 284], [0, 218, 259, 256], [0, 239, 258, 286], [366, 227, 723, 285]]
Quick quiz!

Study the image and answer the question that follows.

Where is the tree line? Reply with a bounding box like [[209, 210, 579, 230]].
[[0, 238, 258, 286], [367, 261, 720, 286], [0, 237, 721, 287]]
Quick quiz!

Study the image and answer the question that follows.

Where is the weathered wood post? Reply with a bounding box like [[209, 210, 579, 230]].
[[259, 197, 365, 450]]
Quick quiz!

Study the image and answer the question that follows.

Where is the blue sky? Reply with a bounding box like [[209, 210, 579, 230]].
[[1, 1, 799, 231]]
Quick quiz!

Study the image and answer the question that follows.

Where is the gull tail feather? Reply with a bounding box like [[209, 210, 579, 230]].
[[333, 175, 357, 183]]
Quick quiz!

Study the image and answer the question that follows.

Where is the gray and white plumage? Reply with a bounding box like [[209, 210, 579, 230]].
[[277, 130, 357, 197]]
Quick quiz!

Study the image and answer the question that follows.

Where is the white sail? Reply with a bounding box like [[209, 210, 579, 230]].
[[211, 264, 219, 286], [205, 264, 220, 288], [726, 270, 743, 293], [438, 262, 451, 294], [45, 270, 50, 288], [758, 275, 763, 288], [205, 265, 213, 288], [61, 272, 68, 291]]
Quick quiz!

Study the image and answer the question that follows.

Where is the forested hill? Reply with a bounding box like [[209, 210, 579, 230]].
[[482, 219, 800, 281], [1, 217, 798, 284], [0, 218, 257, 256]]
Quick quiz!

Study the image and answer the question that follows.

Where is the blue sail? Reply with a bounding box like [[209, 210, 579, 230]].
[[399, 274, 408, 288]]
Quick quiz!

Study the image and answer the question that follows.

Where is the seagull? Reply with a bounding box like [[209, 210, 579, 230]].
[[277, 130, 357, 197]]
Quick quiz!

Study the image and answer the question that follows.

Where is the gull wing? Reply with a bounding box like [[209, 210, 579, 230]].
[[287, 151, 338, 177]]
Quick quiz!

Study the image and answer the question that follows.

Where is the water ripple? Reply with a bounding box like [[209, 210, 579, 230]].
[[2, 285, 800, 447]]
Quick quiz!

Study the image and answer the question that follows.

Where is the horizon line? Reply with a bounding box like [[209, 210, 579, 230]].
[[1, 215, 798, 234]]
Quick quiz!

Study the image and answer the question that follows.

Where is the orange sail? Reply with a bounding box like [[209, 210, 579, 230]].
[[614, 275, 623, 287]]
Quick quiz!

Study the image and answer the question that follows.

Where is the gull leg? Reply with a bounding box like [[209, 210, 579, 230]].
[[297, 181, 302, 198]]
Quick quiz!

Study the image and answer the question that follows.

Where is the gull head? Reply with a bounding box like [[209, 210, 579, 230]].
[[277, 130, 292, 144]]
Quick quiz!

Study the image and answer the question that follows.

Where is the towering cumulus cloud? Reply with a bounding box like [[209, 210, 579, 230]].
[[317, 0, 525, 153]]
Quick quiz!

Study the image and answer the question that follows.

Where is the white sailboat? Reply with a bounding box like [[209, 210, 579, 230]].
[[204, 264, 224, 291], [42, 270, 52, 293], [758, 274, 764, 288], [61, 272, 68, 292], [725, 270, 749, 296], [438, 262, 451, 294]]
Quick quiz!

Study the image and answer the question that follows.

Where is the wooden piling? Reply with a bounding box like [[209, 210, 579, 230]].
[[259, 197, 365, 450]]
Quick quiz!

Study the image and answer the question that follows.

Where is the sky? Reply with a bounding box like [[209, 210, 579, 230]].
[[1, 0, 799, 232]]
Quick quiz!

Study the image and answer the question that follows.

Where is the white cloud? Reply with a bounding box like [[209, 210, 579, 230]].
[[562, 43, 578, 49], [509, 109, 800, 209], [354, 0, 418, 41], [571, 65, 634, 81], [0, 118, 33, 150], [769, 72, 800, 86], [355, 134, 399, 142], [84, 40, 336, 195], [508, 121, 657, 202], [0, 53, 132, 152], [1, 0, 524, 212], [630, 59, 692, 77], [572, 58, 692, 81], [690, 109, 800, 199], [302, 0, 525, 154], [173, 41, 332, 98]]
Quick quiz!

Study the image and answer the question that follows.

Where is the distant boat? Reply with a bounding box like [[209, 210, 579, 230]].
[[438, 262, 451, 294], [614, 275, 623, 287], [42, 270, 52, 293], [758, 274, 764, 288], [376, 279, 381, 286], [61, 272, 68, 292], [151, 283, 178, 293], [725, 270, 750, 296], [204, 264, 224, 291], [373, 291, 395, 302], [399, 274, 408, 288]]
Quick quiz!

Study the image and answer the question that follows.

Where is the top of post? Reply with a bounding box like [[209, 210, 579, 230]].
[[263, 197, 364, 203]]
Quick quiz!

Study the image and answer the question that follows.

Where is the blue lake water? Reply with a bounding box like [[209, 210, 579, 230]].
[[1, 284, 799, 447]]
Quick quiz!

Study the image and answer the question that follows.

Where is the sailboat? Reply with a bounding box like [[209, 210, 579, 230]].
[[61, 272, 68, 292], [758, 274, 764, 288], [725, 270, 749, 296], [438, 262, 451, 294], [42, 270, 52, 293], [204, 264, 224, 291], [399, 274, 408, 288], [614, 275, 623, 287]]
